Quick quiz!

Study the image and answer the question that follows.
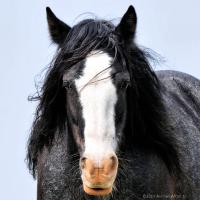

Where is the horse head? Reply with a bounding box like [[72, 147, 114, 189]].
[[45, 6, 137, 196]]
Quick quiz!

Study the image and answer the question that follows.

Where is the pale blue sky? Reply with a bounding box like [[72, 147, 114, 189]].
[[0, 1, 200, 199]]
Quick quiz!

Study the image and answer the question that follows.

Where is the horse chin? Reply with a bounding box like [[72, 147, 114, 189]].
[[83, 184, 112, 196]]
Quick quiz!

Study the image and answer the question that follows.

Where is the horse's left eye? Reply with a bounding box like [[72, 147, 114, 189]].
[[120, 80, 130, 89]]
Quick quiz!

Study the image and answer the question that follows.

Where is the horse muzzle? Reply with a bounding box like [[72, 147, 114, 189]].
[[80, 154, 118, 196]]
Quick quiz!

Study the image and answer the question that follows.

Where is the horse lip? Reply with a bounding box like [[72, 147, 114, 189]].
[[82, 174, 115, 189], [82, 173, 115, 196], [83, 184, 112, 196], [85, 182, 112, 189]]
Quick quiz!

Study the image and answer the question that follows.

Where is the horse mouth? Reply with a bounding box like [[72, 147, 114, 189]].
[[83, 184, 112, 196]]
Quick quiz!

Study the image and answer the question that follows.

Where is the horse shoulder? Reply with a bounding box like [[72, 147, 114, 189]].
[[157, 70, 200, 196]]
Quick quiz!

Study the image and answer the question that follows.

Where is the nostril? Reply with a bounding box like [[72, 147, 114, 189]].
[[104, 155, 118, 174], [80, 157, 87, 169], [110, 155, 118, 170]]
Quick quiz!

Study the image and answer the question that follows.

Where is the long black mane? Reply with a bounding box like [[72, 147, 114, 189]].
[[27, 18, 181, 178]]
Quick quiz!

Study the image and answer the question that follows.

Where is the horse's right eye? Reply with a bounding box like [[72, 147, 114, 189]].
[[63, 81, 74, 90]]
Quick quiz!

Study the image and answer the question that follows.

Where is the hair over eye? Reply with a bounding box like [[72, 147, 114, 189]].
[[63, 81, 74, 90]]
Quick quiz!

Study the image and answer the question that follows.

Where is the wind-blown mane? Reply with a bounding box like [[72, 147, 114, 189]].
[[124, 47, 181, 175], [27, 18, 181, 179]]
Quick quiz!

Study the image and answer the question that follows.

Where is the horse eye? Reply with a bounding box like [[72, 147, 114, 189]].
[[63, 81, 74, 90], [120, 80, 130, 89]]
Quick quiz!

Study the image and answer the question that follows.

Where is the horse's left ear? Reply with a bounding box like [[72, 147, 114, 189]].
[[46, 7, 71, 45], [115, 5, 137, 42]]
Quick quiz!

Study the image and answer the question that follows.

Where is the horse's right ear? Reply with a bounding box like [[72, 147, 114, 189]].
[[46, 7, 71, 45]]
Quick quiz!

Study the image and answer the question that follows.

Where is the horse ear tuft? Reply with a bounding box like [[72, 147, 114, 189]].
[[46, 7, 71, 45], [116, 5, 137, 43]]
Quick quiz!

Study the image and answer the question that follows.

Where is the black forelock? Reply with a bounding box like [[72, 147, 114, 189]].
[[64, 19, 115, 50], [56, 19, 119, 66]]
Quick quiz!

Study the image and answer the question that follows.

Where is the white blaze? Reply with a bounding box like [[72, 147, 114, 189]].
[[75, 51, 117, 162]]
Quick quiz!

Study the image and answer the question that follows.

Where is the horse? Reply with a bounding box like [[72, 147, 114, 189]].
[[27, 5, 200, 200]]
